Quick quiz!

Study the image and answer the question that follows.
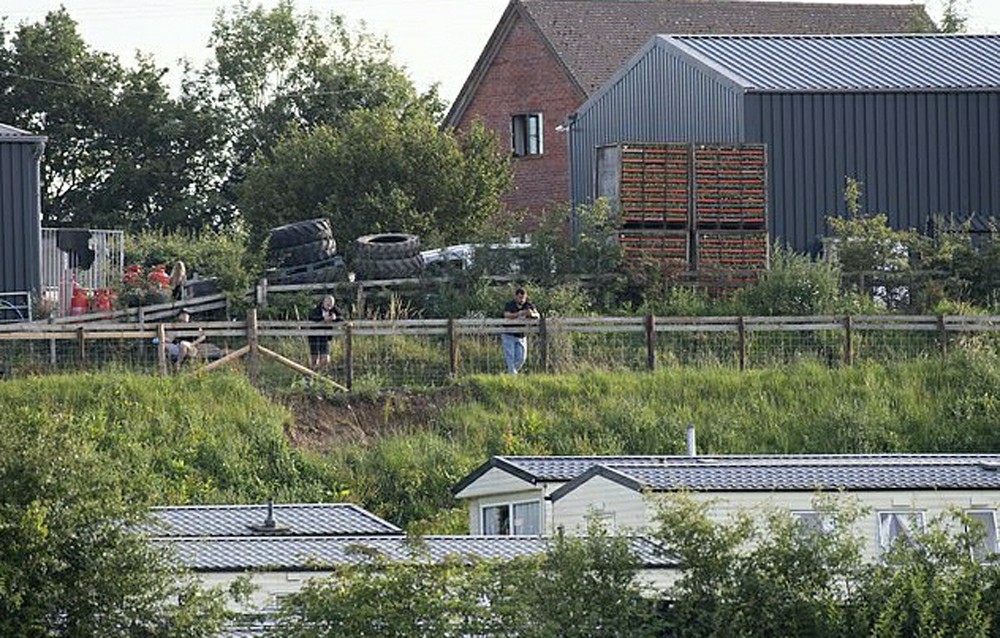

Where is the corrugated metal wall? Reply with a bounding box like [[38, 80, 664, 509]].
[[570, 44, 745, 208], [745, 91, 1000, 252], [0, 139, 43, 295], [571, 38, 1000, 254]]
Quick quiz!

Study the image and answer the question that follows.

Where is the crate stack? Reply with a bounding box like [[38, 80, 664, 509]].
[[614, 143, 769, 288], [691, 145, 769, 285], [616, 144, 690, 271]]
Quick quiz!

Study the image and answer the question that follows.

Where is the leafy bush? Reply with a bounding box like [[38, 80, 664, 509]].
[[126, 228, 262, 301], [735, 247, 841, 316]]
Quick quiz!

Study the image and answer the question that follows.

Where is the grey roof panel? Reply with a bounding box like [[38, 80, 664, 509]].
[[549, 459, 1000, 500], [665, 34, 1000, 91], [0, 123, 46, 142], [523, 1, 935, 95], [488, 454, 1000, 484], [160, 535, 677, 571], [149, 504, 401, 538]]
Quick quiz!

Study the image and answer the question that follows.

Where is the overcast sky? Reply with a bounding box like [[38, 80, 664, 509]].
[[1, 0, 997, 107]]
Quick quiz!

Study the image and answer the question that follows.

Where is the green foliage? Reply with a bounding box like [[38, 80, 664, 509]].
[[735, 246, 841, 315], [270, 524, 658, 637], [939, 0, 969, 32], [238, 115, 511, 251], [0, 372, 342, 504], [655, 496, 1000, 638], [126, 228, 262, 301], [0, 405, 233, 636], [0, 9, 228, 230]]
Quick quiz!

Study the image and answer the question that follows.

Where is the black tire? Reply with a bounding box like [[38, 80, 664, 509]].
[[268, 218, 333, 250], [355, 233, 421, 260], [271, 238, 337, 267], [354, 255, 425, 280]]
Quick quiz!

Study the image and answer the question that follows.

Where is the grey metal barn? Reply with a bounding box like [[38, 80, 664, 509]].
[[568, 34, 1000, 253], [0, 124, 46, 320]]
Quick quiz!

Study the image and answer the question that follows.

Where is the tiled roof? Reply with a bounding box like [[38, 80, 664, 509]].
[[160, 535, 677, 571], [521, 0, 935, 95], [667, 34, 1000, 91], [148, 504, 401, 538], [456, 454, 1000, 495], [549, 457, 1000, 500]]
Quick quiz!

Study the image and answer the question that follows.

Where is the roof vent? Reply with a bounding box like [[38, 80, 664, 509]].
[[248, 500, 290, 534], [686, 424, 697, 457]]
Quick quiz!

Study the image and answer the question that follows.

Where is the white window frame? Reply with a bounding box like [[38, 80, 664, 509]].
[[966, 509, 999, 562], [792, 510, 835, 535], [878, 510, 926, 553], [480, 499, 542, 536], [511, 113, 543, 157]]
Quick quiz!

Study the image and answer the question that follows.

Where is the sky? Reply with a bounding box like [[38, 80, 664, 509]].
[[0, 0, 998, 108]]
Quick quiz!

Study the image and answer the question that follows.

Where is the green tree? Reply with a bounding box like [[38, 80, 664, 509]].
[[237, 114, 511, 250], [939, 0, 969, 33], [0, 406, 232, 637], [654, 495, 866, 638], [0, 10, 227, 230]]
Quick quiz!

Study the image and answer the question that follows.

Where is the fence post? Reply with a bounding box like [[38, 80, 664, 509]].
[[937, 314, 948, 357], [48, 316, 56, 365], [256, 278, 268, 309], [157, 324, 168, 376], [344, 323, 354, 391], [448, 318, 458, 377], [737, 316, 747, 371], [843, 315, 854, 366], [644, 314, 656, 371], [246, 307, 259, 381], [539, 315, 549, 373], [76, 326, 86, 363]]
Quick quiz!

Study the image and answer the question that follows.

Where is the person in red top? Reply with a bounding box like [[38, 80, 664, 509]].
[[502, 287, 540, 374]]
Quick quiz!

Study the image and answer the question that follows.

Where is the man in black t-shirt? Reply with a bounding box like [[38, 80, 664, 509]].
[[308, 295, 343, 371], [502, 287, 540, 374]]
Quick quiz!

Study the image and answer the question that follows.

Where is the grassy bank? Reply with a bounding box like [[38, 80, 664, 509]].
[[6, 356, 1000, 531], [325, 353, 1000, 529], [0, 372, 341, 505]]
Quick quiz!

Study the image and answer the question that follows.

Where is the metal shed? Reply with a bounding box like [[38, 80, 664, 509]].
[[568, 34, 1000, 253], [0, 123, 46, 319]]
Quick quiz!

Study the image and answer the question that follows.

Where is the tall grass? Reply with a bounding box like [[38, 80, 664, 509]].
[[324, 353, 1000, 530], [0, 372, 342, 505]]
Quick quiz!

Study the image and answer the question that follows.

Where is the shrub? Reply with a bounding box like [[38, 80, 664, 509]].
[[735, 247, 841, 316]]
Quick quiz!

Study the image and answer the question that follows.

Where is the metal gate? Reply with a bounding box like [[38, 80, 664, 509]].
[[41, 228, 125, 316]]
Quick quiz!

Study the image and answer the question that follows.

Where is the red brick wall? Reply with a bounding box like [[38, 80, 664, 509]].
[[455, 14, 584, 223]]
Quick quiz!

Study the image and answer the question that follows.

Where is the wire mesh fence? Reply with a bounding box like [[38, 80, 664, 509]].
[[2, 314, 1000, 386]]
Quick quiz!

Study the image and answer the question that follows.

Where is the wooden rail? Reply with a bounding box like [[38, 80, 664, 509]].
[[2, 314, 999, 386]]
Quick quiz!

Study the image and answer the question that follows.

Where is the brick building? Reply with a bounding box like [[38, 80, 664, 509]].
[[444, 0, 934, 222]]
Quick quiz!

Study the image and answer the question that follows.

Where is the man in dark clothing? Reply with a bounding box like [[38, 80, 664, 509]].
[[308, 295, 343, 371], [502, 287, 539, 374]]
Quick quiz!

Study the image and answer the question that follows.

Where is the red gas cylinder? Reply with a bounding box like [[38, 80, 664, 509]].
[[91, 288, 115, 312], [147, 264, 170, 289], [70, 286, 90, 316]]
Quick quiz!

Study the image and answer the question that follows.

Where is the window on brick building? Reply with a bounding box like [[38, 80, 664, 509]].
[[511, 113, 542, 157]]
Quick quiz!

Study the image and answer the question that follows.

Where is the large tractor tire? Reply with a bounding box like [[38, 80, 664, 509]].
[[271, 238, 337, 267], [268, 218, 333, 251], [355, 233, 421, 260], [354, 254, 425, 280]]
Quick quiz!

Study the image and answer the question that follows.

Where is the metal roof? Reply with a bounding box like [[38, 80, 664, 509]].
[[0, 123, 46, 142], [148, 503, 401, 538], [549, 458, 1000, 500], [456, 454, 1000, 494], [664, 34, 1000, 91], [159, 535, 677, 571]]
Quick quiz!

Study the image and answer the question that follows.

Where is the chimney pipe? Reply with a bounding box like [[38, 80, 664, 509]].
[[686, 424, 696, 457]]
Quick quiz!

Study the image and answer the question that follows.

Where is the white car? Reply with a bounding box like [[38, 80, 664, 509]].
[[421, 242, 533, 274]]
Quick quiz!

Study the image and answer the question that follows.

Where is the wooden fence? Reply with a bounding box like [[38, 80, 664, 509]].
[[2, 313, 1000, 388]]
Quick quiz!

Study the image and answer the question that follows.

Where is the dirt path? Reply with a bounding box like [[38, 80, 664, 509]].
[[280, 387, 466, 452]]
